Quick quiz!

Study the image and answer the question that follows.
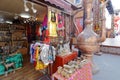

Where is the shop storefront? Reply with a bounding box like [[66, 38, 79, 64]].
[[0, 0, 111, 80]]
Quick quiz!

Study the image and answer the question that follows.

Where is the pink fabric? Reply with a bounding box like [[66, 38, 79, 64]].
[[52, 62, 92, 80], [58, 13, 64, 29], [42, 15, 48, 28]]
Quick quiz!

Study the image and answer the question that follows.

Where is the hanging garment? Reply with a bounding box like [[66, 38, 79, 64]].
[[49, 22, 58, 37], [48, 10, 58, 37], [30, 43, 35, 63], [33, 42, 43, 49], [51, 11, 56, 22], [35, 61, 47, 70], [40, 44, 56, 65], [57, 13, 65, 37], [48, 45, 56, 63], [39, 27, 42, 36], [35, 47, 47, 70], [36, 25, 41, 37], [33, 42, 43, 66], [57, 30, 65, 37], [44, 29, 50, 43], [41, 14, 48, 41], [42, 15, 48, 29], [40, 44, 49, 65], [57, 13, 65, 30]]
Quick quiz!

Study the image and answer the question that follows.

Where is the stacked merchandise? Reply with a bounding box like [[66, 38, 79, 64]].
[[56, 56, 89, 79], [57, 41, 71, 56]]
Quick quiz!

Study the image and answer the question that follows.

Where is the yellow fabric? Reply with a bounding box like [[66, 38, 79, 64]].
[[49, 22, 58, 37], [48, 10, 58, 37], [35, 47, 47, 70]]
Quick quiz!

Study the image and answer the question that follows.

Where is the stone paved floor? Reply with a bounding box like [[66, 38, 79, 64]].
[[93, 53, 120, 80]]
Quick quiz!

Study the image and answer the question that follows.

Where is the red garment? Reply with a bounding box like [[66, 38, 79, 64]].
[[57, 13, 64, 29], [36, 25, 40, 36], [34, 61, 37, 67], [44, 30, 50, 43]]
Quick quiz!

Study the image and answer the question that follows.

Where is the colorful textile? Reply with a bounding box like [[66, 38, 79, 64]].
[[36, 25, 40, 36], [44, 29, 50, 43], [52, 62, 92, 80], [30, 43, 35, 63], [0, 64, 5, 75], [57, 13, 64, 30], [35, 47, 47, 70], [49, 22, 58, 37], [40, 44, 56, 65], [5, 53, 23, 69], [42, 15, 48, 28], [48, 10, 58, 37], [56, 13, 65, 37]]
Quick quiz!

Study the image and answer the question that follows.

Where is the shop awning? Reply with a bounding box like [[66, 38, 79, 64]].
[[44, 0, 72, 11]]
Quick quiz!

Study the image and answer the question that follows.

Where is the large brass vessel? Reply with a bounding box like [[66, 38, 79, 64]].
[[74, 0, 108, 60]]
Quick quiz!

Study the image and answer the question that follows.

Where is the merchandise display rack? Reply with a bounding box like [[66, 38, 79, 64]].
[[0, 23, 28, 54]]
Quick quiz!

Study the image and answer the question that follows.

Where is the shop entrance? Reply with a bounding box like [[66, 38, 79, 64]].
[[0, 0, 48, 79]]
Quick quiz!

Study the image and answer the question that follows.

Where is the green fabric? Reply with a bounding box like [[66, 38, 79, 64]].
[[0, 64, 5, 75], [0, 53, 23, 75], [5, 53, 23, 69]]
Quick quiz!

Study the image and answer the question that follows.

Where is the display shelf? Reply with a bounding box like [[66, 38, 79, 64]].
[[10, 30, 25, 32], [0, 30, 9, 31], [0, 24, 28, 55], [12, 39, 26, 41], [0, 41, 10, 42], [0, 24, 11, 44], [11, 25, 28, 55]]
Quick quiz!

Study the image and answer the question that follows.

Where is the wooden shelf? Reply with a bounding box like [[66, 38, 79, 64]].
[[0, 24, 28, 55], [17, 48, 28, 55], [10, 30, 25, 32], [0, 30, 9, 31], [13, 40, 27, 41], [0, 41, 11, 42]]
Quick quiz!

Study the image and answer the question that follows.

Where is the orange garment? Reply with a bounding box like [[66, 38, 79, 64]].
[[44, 29, 50, 43]]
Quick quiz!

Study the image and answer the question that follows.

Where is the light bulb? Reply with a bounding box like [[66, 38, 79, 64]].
[[24, 0, 29, 12], [33, 9, 37, 13], [32, 7, 37, 13], [24, 4, 29, 12], [31, 3, 37, 13]]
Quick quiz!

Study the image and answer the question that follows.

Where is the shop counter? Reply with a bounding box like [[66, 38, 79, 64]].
[[52, 52, 78, 73], [52, 62, 92, 80]]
